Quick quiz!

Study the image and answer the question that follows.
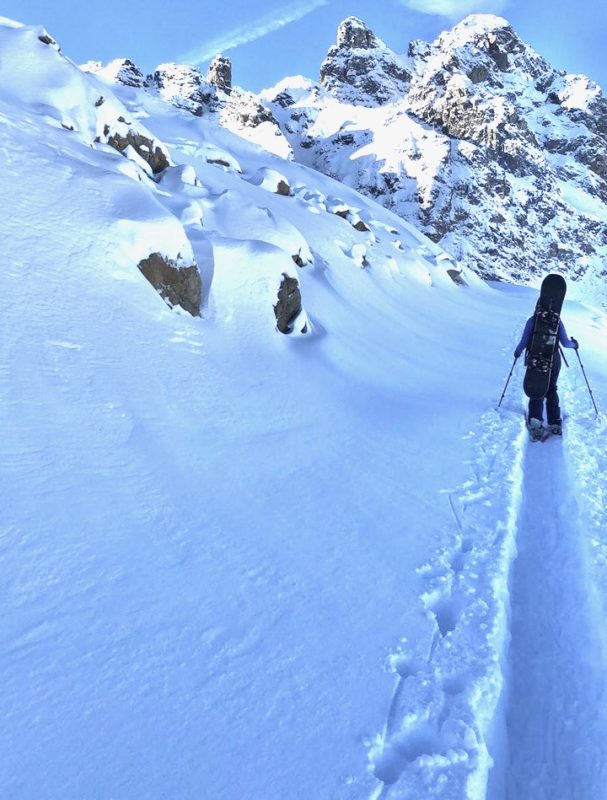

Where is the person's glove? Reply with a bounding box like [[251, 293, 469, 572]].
[[571, 337, 579, 350]]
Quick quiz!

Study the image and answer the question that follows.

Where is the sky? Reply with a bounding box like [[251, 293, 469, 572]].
[[4, 0, 607, 93]]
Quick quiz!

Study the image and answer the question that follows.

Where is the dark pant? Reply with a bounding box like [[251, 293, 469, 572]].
[[528, 363, 561, 424]]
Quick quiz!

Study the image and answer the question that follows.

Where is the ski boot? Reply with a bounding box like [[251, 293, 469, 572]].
[[527, 417, 547, 442], [549, 420, 562, 436]]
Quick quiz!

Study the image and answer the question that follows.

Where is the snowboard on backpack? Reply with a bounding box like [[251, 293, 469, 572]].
[[523, 274, 567, 399]]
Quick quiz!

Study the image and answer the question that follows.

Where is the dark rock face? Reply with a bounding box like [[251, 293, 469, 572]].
[[207, 56, 232, 92], [336, 16, 380, 50], [320, 16, 410, 106], [107, 130, 170, 174], [274, 274, 302, 333], [468, 64, 490, 84], [137, 253, 202, 316], [114, 59, 146, 88]]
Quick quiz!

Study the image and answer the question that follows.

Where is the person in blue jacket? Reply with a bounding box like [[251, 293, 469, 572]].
[[514, 315, 578, 432]]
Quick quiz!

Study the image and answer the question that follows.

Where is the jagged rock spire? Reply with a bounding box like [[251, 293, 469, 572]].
[[207, 55, 232, 93], [320, 16, 410, 106], [335, 17, 380, 50]]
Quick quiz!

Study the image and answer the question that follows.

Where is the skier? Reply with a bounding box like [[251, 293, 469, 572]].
[[514, 310, 578, 436]]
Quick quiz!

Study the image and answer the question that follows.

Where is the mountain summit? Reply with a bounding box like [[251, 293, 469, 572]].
[[260, 15, 607, 288], [320, 16, 411, 106]]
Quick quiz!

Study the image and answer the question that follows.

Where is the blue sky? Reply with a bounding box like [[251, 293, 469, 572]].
[[5, 0, 607, 92]]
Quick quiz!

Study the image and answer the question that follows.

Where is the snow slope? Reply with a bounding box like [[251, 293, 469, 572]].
[[1, 17, 607, 800]]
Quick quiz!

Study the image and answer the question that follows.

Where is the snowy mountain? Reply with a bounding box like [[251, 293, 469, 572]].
[[2, 13, 607, 800], [263, 15, 607, 293], [95, 14, 607, 295]]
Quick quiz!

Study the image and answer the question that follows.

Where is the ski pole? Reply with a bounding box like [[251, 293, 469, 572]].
[[574, 346, 599, 415], [497, 356, 518, 409], [559, 346, 569, 368]]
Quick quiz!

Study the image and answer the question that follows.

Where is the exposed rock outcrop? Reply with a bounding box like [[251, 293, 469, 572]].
[[208, 56, 232, 92], [137, 253, 202, 316], [81, 58, 146, 88], [107, 130, 170, 174], [320, 16, 410, 106], [148, 64, 214, 116], [89, 55, 291, 159], [274, 274, 302, 333]]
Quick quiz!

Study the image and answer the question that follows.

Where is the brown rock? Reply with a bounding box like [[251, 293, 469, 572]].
[[274, 274, 302, 333], [107, 130, 169, 174], [137, 253, 201, 316], [447, 268, 466, 285], [207, 56, 232, 92]]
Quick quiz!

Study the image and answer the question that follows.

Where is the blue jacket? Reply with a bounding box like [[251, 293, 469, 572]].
[[514, 316, 576, 361]]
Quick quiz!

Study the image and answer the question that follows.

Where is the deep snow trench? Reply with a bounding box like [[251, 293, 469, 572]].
[[503, 438, 607, 800]]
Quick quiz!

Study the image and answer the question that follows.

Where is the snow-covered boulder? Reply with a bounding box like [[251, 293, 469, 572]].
[[137, 253, 202, 316], [248, 167, 292, 196]]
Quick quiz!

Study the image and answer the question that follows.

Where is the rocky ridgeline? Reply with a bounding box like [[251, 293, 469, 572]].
[[263, 15, 607, 285], [82, 15, 607, 287], [84, 55, 288, 153]]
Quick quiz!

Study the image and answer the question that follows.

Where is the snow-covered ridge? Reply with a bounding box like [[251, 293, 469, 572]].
[[80, 12, 607, 296], [263, 15, 606, 297], [0, 15, 470, 333]]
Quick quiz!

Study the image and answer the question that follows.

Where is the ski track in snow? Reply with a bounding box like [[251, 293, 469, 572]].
[[504, 438, 607, 799], [368, 335, 607, 800], [501, 371, 607, 800]]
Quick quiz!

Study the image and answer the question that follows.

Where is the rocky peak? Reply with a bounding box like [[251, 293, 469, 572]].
[[260, 14, 607, 287], [148, 63, 214, 116], [417, 14, 554, 85], [335, 16, 380, 50], [207, 55, 232, 92], [320, 16, 410, 107], [82, 58, 146, 88], [404, 15, 561, 176]]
